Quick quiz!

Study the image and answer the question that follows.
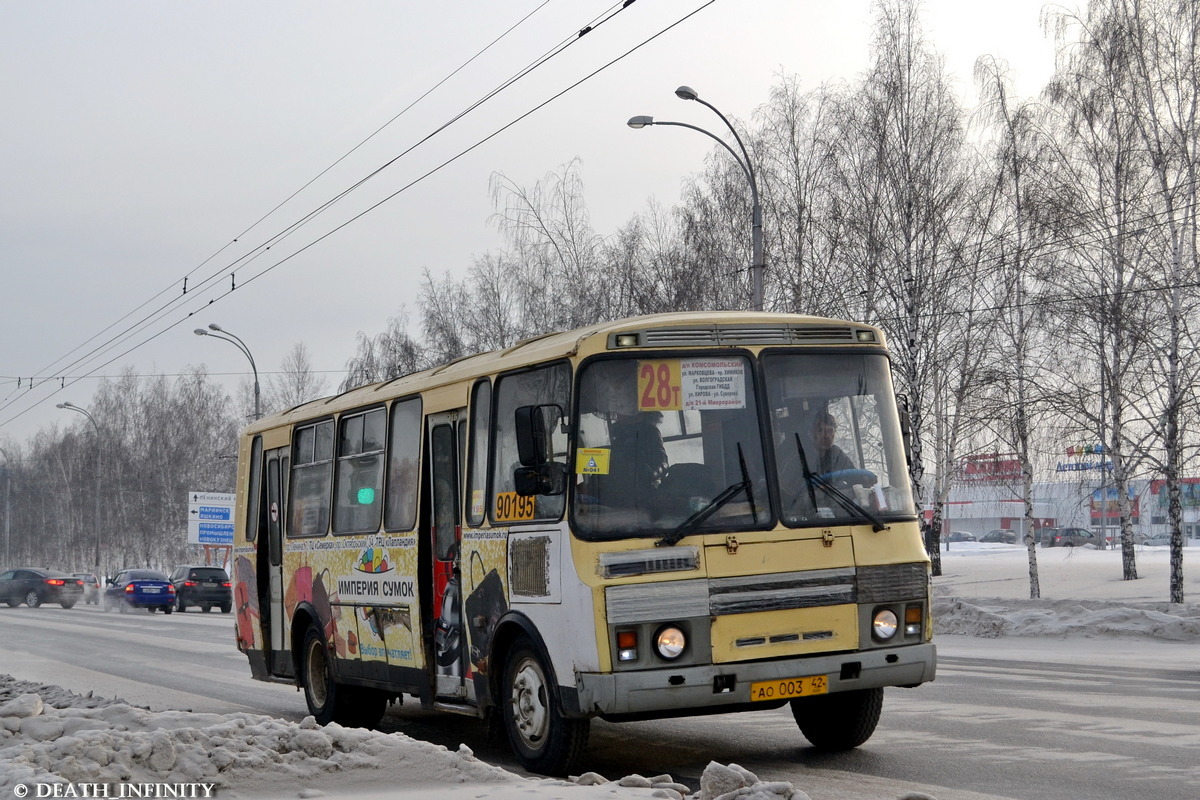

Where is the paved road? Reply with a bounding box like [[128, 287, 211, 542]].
[[2, 605, 1196, 799]]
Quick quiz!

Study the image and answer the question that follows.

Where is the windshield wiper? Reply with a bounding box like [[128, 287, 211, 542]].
[[657, 443, 757, 547], [794, 433, 887, 532], [793, 433, 818, 510]]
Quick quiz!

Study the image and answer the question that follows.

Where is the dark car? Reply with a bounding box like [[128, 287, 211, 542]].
[[0, 568, 84, 609], [947, 531, 977, 542], [73, 572, 101, 604], [980, 529, 1018, 544], [169, 565, 232, 613], [1042, 527, 1105, 549], [104, 569, 175, 614]]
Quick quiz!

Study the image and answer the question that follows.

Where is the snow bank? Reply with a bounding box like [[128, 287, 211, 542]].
[[932, 543, 1200, 640], [933, 595, 1200, 639], [0, 676, 822, 800]]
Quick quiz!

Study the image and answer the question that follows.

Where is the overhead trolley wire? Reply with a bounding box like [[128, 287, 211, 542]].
[[0, 0, 634, 420], [12, 1, 561, 395], [0, 0, 692, 429]]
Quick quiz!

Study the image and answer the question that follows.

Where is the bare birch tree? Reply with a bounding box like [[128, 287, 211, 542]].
[[830, 0, 978, 566], [266, 342, 328, 414]]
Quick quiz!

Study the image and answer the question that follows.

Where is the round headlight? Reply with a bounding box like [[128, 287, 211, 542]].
[[654, 625, 687, 660], [872, 609, 899, 640]]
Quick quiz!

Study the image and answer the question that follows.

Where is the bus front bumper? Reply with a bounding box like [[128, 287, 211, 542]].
[[571, 642, 936, 718]]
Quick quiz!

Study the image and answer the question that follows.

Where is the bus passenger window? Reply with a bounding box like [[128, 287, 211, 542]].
[[333, 407, 385, 534], [465, 380, 491, 526], [384, 397, 422, 531], [290, 420, 333, 536]]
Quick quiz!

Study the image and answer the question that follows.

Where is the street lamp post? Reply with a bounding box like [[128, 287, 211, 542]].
[[195, 323, 261, 420], [56, 402, 101, 578], [628, 85, 764, 311]]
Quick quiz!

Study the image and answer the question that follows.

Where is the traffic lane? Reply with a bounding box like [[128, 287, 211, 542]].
[[0, 603, 300, 717], [877, 641, 1200, 800], [376, 640, 1198, 800]]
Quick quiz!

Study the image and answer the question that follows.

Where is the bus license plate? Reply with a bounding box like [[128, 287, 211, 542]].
[[750, 674, 828, 701]]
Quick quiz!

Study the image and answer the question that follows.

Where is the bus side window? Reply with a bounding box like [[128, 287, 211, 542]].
[[246, 436, 263, 542], [333, 407, 385, 534], [290, 420, 333, 536], [465, 380, 490, 527], [490, 363, 569, 521], [385, 397, 422, 531]]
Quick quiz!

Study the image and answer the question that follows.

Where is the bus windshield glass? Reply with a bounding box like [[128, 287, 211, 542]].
[[762, 350, 915, 527], [572, 355, 769, 540]]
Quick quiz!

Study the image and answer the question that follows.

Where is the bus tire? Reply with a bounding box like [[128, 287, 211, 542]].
[[302, 625, 340, 725], [501, 635, 589, 776], [790, 687, 883, 751]]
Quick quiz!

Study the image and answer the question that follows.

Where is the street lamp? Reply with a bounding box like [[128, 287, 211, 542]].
[[628, 85, 764, 310], [195, 323, 261, 420], [56, 402, 102, 578]]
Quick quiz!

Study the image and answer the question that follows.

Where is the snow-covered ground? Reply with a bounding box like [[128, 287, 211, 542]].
[[2, 543, 1196, 800]]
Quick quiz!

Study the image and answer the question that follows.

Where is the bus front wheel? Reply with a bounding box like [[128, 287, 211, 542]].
[[501, 635, 589, 776], [790, 687, 883, 751]]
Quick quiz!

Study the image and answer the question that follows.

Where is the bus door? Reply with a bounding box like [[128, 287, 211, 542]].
[[427, 410, 467, 699], [264, 447, 290, 675]]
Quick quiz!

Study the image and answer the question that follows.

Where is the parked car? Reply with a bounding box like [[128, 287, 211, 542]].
[[1142, 533, 1172, 546], [947, 530, 977, 542], [1042, 527, 1105, 549], [103, 569, 175, 614], [0, 568, 84, 608], [980, 529, 1018, 544], [73, 572, 101, 604], [169, 565, 232, 613]]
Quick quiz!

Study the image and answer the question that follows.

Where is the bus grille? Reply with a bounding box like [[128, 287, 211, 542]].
[[605, 562, 927, 622], [856, 562, 928, 602], [709, 568, 855, 614], [510, 536, 551, 597]]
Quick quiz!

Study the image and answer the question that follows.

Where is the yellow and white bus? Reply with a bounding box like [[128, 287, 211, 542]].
[[231, 311, 935, 774]]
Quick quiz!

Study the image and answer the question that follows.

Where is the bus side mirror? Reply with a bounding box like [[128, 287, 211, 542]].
[[514, 463, 567, 497], [514, 404, 562, 466]]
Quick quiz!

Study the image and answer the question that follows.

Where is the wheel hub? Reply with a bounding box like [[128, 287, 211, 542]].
[[511, 658, 548, 746]]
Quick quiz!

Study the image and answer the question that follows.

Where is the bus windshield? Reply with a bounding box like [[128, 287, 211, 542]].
[[571, 351, 914, 540], [762, 350, 915, 527], [572, 355, 768, 540]]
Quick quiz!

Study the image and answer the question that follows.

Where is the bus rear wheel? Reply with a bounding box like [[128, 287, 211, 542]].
[[301, 625, 386, 728], [501, 635, 589, 776], [790, 687, 883, 751], [302, 625, 339, 725]]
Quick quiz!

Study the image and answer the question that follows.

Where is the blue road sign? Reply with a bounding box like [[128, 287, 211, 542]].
[[198, 521, 234, 544]]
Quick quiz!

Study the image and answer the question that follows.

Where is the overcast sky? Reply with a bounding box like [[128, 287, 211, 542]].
[[0, 0, 1060, 445]]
